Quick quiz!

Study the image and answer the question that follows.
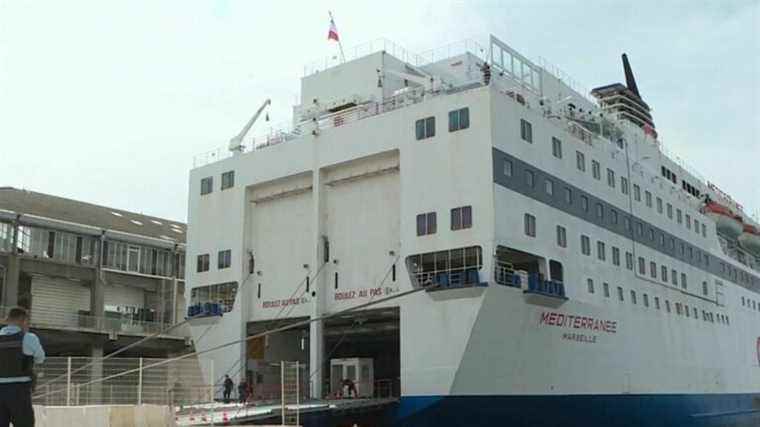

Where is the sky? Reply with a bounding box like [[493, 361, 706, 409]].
[[0, 0, 758, 222]]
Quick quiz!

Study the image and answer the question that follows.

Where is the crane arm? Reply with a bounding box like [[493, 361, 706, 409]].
[[229, 98, 271, 152]]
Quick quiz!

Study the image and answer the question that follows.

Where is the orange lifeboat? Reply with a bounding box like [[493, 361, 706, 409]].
[[739, 224, 760, 256], [702, 201, 743, 238]]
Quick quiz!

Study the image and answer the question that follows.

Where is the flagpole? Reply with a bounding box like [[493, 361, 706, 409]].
[[329, 11, 346, 63]]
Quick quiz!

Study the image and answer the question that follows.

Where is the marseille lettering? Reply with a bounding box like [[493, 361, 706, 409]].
[[539, 311, 618, 334]]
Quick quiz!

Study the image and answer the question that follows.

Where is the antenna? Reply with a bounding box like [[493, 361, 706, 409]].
[[621, 53, 641, 98]]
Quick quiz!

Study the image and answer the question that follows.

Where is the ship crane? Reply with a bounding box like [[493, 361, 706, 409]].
[[228, 98, 271, 153]]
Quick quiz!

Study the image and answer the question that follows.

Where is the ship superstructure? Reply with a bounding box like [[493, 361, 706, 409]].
[[186, 35, 760, 426]]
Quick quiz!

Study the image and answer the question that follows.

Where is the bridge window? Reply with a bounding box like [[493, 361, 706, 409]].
[[576, 151, 586, 171], [218, 249, 231, 269], [503, 160, 513, 177], [617, 286, 624, 302], [581, 195, 589, 212], [603, 283, 610, 298], [581, 235, 591, 255], [545, 179, 554, 196], [520, 119, 533, 143], [677, 209, 683, 224], [221, 171, 235, 190], [415, 116, 435, 140], [661, 266, 668, 283], [654, 297, 660, 310], [638, 257, 645, 275], [448, 108, 469, 132], [667, 203, 673, 219], [597, 241, 606, 261], [201, 177, 213, 195], [633, 184, 641, 201], [451, 206, 472, 230], [525, 169, 535, 188], [587, 278, 595, 294], [524, 213, 536, 237], [416, 212, 437, 236], [630, 290, 637, 305], [196, 254, 210, 272], [650, 261, 657, 279], [592, 160, 601, 180], [607, 169, 615, 188], [621, 177, 629, 195], [612, 247, 620, 266], [645, 191, 652, 207], [556, 225, 567, 248], [657, 197, 663, 214], [625, 252, 634, 270], [552, 137, 563, 158]]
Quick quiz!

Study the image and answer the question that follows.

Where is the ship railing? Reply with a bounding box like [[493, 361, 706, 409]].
[[303, 38, 427, 76]]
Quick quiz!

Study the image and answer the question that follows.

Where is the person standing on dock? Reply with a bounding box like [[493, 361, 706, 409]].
[[222, 375, 234, 403], [0, 307, 45, 427]]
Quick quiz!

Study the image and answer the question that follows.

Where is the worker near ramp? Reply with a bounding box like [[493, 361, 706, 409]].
[[0, 307, 45, 427]]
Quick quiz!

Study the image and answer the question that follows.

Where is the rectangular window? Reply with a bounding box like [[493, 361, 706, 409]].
[[545, 179, 554, 196], [556, 225, 567, 248], [631, 290, 637, 305], [666, 300, 671, 313], [196, 254, 210, 272], [596, 203, 604, 220], [415, 116, 436, 140], [552, 137, 563, 158], [218, 249, 231, 269], [603, 283, 610, 297], [645, 191, 652, 207], [576, 151, 586, 171], [633, 184, 641, 201], [667, 203, 673, 219], [592, 160, 601, 180], [524, 213, 537, 237], [702, 281, 709, 296], [681, 273, 687, 290], [221, 171, 235, 190], [581, 235, 591, 255], [597, 241, 606, 261], [694, 219, 700, 234], [686, 214, 692, 230], [657, 197, 663, 213], [612, 247, 620, 266], [624, 216, 631, 231], [417, 212, 437, 236], [504, 160, 513, 177], [520, 119, 533, 143], [451, 206, 472, 230], [650, 261, 657, 279], [625, 252, 634, 270], [581, 195, 589, 212], [619, 177, 628, 195], [610, 209, 618, 225], [525, 169, 535, 188], [564, 187, 572, 204], [607, 169, 616, 188], [448, 108, 470, 132], [201, 177, 213, 195], [701, 223, 707, 237], [587, 278, 595, 294], [672, 269, 678, 286], [661, 266, 668, 282], [617, 286, 624, 302], [677, 209, 683, 224], [654, 297, 660, 310], [636, 222, 644, 236], [638, 257, 646, 275]]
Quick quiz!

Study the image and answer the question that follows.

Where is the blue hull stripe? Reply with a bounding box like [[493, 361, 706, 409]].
[[394, 394, 760, 427]]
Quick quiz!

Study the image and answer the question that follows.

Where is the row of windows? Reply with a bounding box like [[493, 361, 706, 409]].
[[417, 206, 473, 236], [196, 249, 231, 272], [586, 278, 730, 325], [201, 171, 235, 195], [740, 296, 760, 313], [525, 213, 712, 297], [506, 157, 715, 272], [517, 117, 707, 246], [415, 107, 470, 141]]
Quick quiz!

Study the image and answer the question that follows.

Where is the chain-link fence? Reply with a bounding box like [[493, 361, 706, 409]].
[[32, 356, 208, 407]]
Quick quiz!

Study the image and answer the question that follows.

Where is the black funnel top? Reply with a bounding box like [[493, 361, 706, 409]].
[[622, 54, 640, 98]]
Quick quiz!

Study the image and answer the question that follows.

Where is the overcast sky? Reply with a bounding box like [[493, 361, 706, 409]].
[[1, 0, 758, 222]]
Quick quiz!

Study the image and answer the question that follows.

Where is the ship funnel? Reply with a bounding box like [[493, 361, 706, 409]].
[[622, 54, 640, 98]]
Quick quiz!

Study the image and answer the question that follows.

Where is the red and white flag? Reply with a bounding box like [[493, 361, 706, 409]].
[[327, 16, 339, 42]]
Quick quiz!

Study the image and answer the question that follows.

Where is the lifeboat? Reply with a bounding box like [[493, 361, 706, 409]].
[[702, 201, 743, 238], [739, 224, 760, 256]]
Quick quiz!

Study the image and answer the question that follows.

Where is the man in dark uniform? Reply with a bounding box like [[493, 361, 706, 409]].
[[0, 307, 45, 427], [222, 375, 233, 403]]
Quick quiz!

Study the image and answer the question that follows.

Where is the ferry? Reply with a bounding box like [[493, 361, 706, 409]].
[[186, 35, 760, 426]]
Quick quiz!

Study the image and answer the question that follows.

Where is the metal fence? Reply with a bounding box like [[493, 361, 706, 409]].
[[32, 356, 207, 407]]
